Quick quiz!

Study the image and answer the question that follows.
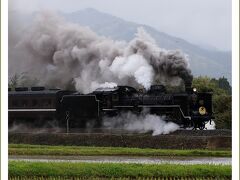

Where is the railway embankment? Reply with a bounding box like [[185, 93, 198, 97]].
[[9, 130, 231, 149]]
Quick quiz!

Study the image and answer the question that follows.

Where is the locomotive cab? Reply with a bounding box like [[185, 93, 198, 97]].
[[93, 86, 138, 115]]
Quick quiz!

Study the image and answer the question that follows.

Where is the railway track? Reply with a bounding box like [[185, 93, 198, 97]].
[[9, 128, 231, 136]]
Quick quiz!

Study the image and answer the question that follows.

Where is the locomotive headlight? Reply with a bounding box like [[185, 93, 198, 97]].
[[199, 106, 206, 115], [193, 88, 197, 92]]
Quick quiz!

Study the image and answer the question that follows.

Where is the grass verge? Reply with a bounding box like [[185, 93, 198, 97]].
[[9, 161, 231, 179], [9, 144, 231, 157]]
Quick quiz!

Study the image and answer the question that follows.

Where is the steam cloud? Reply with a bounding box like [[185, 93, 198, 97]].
[[103, 111, 179, 135], [9, 11, 193, 93], [205, 120, 215, 130], [9, 121, 62, 133]]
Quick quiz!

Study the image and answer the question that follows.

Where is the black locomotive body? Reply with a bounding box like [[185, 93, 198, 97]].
[[8, 85, 214, 130]]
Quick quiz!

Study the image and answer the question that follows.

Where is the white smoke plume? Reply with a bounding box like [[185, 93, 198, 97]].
[[103, 111, 179, 135], [90, 82, 117, 91], [9, 11, 192, 93]]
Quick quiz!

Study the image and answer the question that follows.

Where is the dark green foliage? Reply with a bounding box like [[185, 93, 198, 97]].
[[8, 177, 232, 180], [192, 76, 218, 93], [213, 95, 232, 129], [211, 76, 231, 95], [192, 76, 231, 129]]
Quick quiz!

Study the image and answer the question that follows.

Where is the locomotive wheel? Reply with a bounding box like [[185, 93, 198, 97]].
[[195, 121, 205, 130], [199, 125, 204, 130], [193, 121, 200, 130], [199, 121, 206, 130]]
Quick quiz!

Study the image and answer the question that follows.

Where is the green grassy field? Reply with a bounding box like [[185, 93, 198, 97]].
[[9, 161, 231, 179], [9, 144, 231, 157]]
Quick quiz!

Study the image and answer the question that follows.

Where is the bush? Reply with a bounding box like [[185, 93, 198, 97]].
[[213, 95, 231, 129]]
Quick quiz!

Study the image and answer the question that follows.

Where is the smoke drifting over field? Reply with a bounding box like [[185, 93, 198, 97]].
[[9, 11, 192, 93]]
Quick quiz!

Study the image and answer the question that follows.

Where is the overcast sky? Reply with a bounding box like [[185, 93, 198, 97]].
[[9, 0, 232, 51]]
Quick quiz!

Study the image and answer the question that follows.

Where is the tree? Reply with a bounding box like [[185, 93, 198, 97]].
[[218, 77, 231, 95], [192, 76, 226, 95], [8, 72, 40, 89], [8, 74, 21, 89]]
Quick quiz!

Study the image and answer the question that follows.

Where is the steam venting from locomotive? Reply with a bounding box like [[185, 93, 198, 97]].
[[103, 112, 179, 136], [9, 11, 193, 93]]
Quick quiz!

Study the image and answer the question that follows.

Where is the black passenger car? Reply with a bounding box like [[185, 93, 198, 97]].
[[8, 87, 73, 128]]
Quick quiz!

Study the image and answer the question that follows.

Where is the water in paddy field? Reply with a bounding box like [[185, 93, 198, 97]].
[[9, 155, 231, 165]]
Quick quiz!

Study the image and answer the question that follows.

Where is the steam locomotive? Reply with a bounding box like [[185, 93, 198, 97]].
[[8, 84, 214, 131]]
